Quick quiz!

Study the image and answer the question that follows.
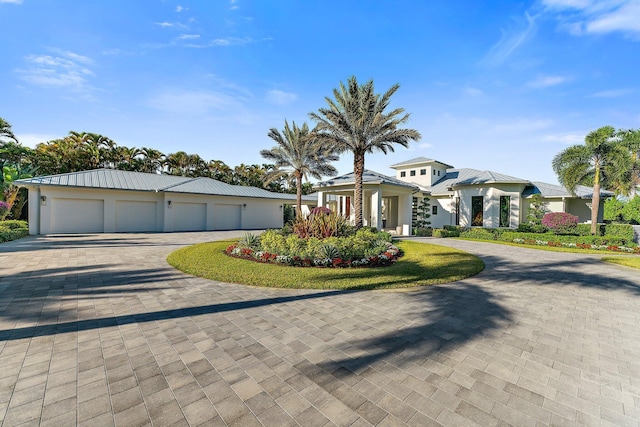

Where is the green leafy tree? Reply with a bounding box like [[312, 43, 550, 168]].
[[552, 125, 631, 235], [0, 117, 18, 145], [526, 194, 548, 225], [622, 196, 640, 224], [310, 76, 421, 228], [261, 120, 338, 216], [603, 197, 625, 222]]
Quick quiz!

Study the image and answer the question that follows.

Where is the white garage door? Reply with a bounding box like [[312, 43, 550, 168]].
[[173, 202, 207, 231], [116, 201, 157, 232], [51, 198, 104, 233], [213, 204, 241, 230]]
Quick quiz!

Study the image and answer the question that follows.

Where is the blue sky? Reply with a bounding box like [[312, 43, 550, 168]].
[[2, 0, 639, 184]]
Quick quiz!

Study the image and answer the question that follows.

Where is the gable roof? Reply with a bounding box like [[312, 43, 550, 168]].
[[389, 157, 454, 169], [523, 181, 614, 199], [315, 169, 419, 191], [15, 168, 316, 201]]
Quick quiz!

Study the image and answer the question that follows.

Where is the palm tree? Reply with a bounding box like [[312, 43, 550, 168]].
[[552, 125, 631, 235], [618, 128, 640, 198], [138, 147, 165, 174], [261, 120, 338, 216], [309, 76, 421, 228], [0, 117, 17, 145]]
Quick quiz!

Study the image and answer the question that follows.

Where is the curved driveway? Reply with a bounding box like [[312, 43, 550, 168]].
[[1, 233, 639, 426]]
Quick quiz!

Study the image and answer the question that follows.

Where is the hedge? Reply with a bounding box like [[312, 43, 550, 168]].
[[499, 231, 633, 247], [0, 220, 29, 243]]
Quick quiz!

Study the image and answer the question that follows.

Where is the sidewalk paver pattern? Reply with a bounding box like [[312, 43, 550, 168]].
[[1, 232, 640, 426]]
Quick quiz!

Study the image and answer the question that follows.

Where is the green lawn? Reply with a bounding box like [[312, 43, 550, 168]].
[[456, 237, 638, 255], [602, 256, 640, 270], [167, 240, 484, 290]]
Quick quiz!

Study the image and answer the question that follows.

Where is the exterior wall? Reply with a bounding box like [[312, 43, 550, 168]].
[[429, 195, 455, 229], [522, 197, 604, 224], [395, 163, 447, 187], [27, 186, 285, 234], [455, 184, 524, 228]]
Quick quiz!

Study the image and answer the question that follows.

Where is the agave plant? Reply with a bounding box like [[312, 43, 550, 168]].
[[238, 232, 260, 249], [317, 243, 340, 260]]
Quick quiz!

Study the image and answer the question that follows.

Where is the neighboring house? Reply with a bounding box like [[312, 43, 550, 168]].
[[16, 169, 316, 235], [315, 157, 613, 234]]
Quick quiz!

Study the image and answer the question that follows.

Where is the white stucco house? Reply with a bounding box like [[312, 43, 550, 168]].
[[16, 169, 316, 235], [315, 157, 613, 235]]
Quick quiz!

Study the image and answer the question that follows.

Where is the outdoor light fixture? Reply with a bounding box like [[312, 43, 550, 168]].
[[279, 205, 283, 209], [40, 195, 46, 206], [167, 200, 172, 207], [243, 203, 247, 208]]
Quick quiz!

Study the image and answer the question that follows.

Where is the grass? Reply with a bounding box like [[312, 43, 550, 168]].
[[456, 237, 637, 255], [602, 257, 640, 270], [167, 240, 484, 290]]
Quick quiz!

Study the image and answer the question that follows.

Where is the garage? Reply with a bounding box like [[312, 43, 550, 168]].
[[51, 198, 104, 233], [173, 202, 207, 231], [116, 201, 158, 232], [213, 204, 242, 230]]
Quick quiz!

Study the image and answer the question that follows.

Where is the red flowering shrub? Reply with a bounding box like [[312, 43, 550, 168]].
[[541, 212, 578, 234]]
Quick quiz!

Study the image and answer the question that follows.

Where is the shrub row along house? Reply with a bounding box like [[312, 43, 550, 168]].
[[314, 157, 612, 234]]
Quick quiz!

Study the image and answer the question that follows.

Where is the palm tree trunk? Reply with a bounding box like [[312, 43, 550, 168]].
[[295, 173, 303, 218], [354, 151, 365, 229], [591, 182, 600, 235]]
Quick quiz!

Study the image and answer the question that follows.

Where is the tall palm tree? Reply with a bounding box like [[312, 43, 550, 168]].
[[138, 147, 165, 174], [552, 125, 631, 235], [309, 76, 421, 228], [261, 120, 338, 216], [0, 117, 17, 145], [618, 128, 640, 198]]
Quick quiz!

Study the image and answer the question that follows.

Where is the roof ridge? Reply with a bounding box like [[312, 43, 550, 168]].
[[157, 176, 201, 191]]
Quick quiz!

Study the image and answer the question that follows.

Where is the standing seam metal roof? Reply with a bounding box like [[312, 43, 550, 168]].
[[14, 169, 316, 201]]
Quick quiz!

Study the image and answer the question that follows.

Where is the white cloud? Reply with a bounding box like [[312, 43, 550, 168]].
[[176, 5, 187, 12], [542, 0, 640, 37], [176, 34, 200, 40], [230, 0, 239, 10], [527, 75, 571, 88], [464, 87, 484, 96], [589, 88, 633, 97], [14, 133, 59, 148], [543, 132, 585, 144], [481, 12, 538, 66], [265, 89, 297, 106], [418, 142, 434, 149], [16, 51, 96, 94], [210, 37, 252, 46], [0, 0, 23, 3], [155, 22, 174, 28], [147, 90, 244, 115], [493, 118, 554, 133]]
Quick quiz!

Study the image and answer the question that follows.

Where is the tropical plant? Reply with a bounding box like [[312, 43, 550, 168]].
[[541, 212, 578, 234], [414, 197, 431, 228], [0, 117, 17, 145], [292, 209, 353, 239], [552, 126, 631, 234], [310, 76, 421, 228], [618, 128, 640, 198], [261, 120, 338, 216], [526, 194, 548, 225]]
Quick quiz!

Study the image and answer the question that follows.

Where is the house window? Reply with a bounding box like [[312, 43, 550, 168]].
[[433, 170, 436, 175], [410, 170, 416, 176], [499, 196, 511, 228], [432, 205, 438, 215], [437, 170, 441, 176], [400, 171, 406, 177], [420, 169, 426, 175], [471, 196, 483, 226]]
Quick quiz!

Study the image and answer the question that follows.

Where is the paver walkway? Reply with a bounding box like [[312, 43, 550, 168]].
[[1, 233, 640, 427]]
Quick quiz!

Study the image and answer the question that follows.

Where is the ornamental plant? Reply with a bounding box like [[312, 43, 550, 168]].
[[0, 201, 9, 220], [292, 208, 353, 239], [541, 212, 579, 234]]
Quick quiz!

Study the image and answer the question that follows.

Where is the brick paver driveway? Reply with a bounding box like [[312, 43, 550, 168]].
[[1, 233, 640, 426]]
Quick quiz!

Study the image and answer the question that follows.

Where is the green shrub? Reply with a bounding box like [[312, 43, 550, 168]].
[[604, 197, 625, 222], [413, 227, 432, 237], [0, 220, 28, 230], [433, 228, 460, 238], [604, 223, 634, 241], [517, 223, 548, 233], [622, 196, 640, 224], [499, 231, 633, 247], [292, 210, 353, 239], [542, 212, 578, 234], [0, 220, 29, 243], [460, 228, 496, 240]]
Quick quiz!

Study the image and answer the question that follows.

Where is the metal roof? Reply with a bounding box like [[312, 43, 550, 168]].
[[15, 168, 316, 201], [389, 157, 454, 169], [429, 168, 529, 194], [523, 181, 614, 199], [315, 169, 419, 191]]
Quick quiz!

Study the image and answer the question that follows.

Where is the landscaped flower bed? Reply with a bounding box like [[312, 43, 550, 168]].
[[224, 209, 403, 268], [510, 237, 640, 254], [225, 240, 402, 268]]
